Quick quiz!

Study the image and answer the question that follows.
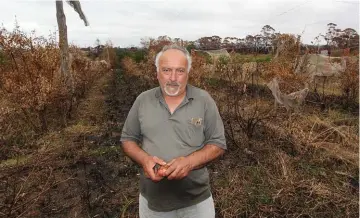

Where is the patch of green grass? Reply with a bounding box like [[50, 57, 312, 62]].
[[243, 166, 274, 206], [255, 55, 272, 63], [205, 77, 221, 86], [326, 109, 354, 121], [0, 155, 29, 167], [297, 161, 326, 177], [233, 54, 272, 63], [246, 185, 274, 207]]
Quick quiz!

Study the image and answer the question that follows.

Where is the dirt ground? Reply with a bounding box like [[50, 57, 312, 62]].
[[1, 70, 141, 218], [0, 69, 358, 218]]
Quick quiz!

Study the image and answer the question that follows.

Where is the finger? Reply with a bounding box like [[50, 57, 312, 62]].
[[151, 169, 164, 182], [177, 169, 189, 180], [167, 167, 181, 180], [175, 173, 183, 180], [174, 169, 185, 180], [156, 165, 169, 177], [154, 174, 164, 182], [147, 165, 166, 182], [166, 159, 176, 167], [163, 163, 177, 177], [164, 157, 183, 174], [152, 156, 166, 165], [146, 166, 158, 181], [174, 168, 188, 180], [161, 159, 176, 176]]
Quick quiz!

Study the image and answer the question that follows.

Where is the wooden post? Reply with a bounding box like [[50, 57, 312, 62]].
[[56, 0, 74, 94]]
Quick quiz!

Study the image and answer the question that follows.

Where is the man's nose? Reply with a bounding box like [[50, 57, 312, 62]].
[[169, 71, 177, 81]]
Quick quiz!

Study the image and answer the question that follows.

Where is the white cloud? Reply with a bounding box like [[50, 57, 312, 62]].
[[1, 0, 358, 47]]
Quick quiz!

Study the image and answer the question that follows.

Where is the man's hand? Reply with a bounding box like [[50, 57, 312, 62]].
[[159, 144, 225, 180], [142, 156, 167, 182], [159, 157, 193, 180]]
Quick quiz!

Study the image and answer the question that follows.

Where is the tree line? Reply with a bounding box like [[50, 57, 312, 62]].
[[135, 24, 358, 55]]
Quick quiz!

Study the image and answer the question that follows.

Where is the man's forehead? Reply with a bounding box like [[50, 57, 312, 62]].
[[161, 49, 187, 60], [159, 57, 187, 67]]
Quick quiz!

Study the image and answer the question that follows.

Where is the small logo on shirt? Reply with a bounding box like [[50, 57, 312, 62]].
[[190, 118, 203, 127]]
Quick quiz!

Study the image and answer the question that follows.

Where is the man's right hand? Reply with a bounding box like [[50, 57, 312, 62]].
[[142, 156, 167, 182]]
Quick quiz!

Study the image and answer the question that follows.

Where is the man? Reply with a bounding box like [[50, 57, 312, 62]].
[[120, 44, 227, 218]]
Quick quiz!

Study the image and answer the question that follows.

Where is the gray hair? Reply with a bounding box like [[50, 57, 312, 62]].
[[155, 44, 192, 73]]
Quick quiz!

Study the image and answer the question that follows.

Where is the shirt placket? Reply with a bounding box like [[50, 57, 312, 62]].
[[158, 96, 190, 117]]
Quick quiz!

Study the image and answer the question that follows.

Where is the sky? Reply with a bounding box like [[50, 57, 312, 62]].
[[1, 0, 359, 48]]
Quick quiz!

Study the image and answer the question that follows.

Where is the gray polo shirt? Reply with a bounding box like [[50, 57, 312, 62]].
[[120, 84, 226, 212]]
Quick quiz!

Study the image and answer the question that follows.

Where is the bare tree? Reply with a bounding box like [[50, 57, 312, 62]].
[[56, 0, 89, 125]]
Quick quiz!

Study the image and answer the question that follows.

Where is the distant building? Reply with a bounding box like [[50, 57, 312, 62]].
[[320, 49, 329, 56]]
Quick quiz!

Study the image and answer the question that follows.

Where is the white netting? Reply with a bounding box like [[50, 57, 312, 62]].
[[294, 54, 347, 81], [193, 49, 230, 62], [267, 78, 309, 111]]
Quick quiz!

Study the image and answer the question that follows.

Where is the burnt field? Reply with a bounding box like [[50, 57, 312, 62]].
[[2, 64, 358, 217]]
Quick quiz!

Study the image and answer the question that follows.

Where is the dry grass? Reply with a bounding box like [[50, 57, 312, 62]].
[[207, 103, 358, 217], [0, 45, 358, 217], [120, 52, 359, 217], [119, 48, 359, 217], [0, 70, 140, 218]]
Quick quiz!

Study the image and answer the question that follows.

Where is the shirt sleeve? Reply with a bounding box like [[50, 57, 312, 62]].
[[120, 95, 142, 145], [203, 94, 227, 150]]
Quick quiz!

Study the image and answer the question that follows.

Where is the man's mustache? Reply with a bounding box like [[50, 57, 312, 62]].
[[166, 82, 180, 86]]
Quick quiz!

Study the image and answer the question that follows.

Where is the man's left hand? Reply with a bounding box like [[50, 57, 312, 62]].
[[159, 157, 193, 180]]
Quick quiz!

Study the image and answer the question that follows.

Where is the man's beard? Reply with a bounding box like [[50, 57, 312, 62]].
[[163, 82, 181, 96]]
